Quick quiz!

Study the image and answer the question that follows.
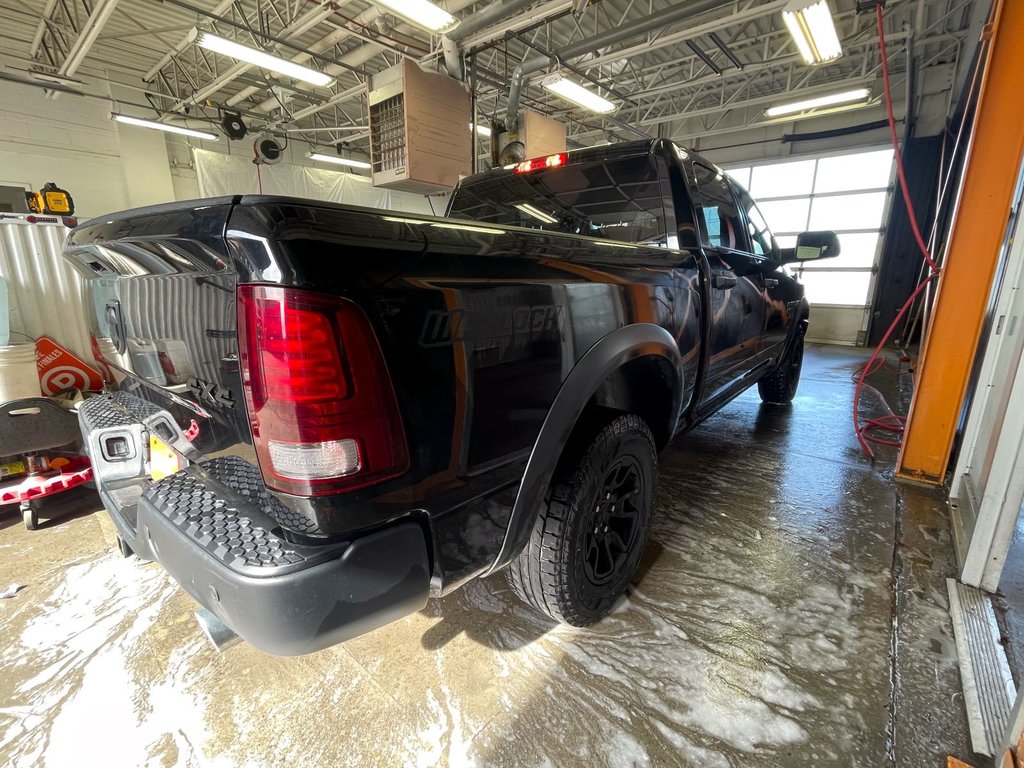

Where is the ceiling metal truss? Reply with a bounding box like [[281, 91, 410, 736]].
[[0, 0, 986, 159]]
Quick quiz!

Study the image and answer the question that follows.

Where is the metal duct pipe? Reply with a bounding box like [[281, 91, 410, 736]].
[[444, 0, 540, 79], [505, 0, 733, 131]]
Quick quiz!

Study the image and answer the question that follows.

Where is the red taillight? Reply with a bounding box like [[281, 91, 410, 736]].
[[237, 285, 409, 496], [513, 153, 568, 174]]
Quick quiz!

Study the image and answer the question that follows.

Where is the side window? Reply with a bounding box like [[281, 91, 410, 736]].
[[667, 154, 701, 251], [693, 162, 748, 252], [733, 184, 776, 258]]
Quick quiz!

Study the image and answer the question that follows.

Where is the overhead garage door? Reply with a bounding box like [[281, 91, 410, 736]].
[[728, 147, 895, 345]]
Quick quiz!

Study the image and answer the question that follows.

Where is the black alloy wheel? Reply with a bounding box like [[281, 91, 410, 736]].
[[584, 458, 645, 586], [507, 413, 657, 626]]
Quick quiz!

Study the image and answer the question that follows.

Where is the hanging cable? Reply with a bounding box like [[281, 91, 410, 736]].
[[852, 4, 942, 459], [851, 1, 994, 459], [877, 4, 938, 274]]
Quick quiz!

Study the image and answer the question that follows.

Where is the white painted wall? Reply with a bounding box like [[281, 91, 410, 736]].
[[0, 80, 180, 218], [115, 121, 177, 209]]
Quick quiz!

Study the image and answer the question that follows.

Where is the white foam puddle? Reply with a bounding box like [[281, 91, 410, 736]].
[[0, 554, 229, 768]]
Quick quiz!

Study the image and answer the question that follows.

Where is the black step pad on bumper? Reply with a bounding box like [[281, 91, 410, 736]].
[[81, 392, 432, 654], [136, 466, 431, 654], [143, 461, 334, 576], [199, 455, 318, 535]]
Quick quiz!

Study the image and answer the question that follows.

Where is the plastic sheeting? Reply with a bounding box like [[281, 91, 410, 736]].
[[193, 149, 440, 214], [0, 217, 92, 362]]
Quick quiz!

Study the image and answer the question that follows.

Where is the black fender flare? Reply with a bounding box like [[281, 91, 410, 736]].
[[792, 297, 810, 347], [485, 323, 682, 575], [771, 297, 810, 371]]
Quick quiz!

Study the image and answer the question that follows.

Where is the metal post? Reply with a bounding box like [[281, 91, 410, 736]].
[[896, 0, 1024, 483]]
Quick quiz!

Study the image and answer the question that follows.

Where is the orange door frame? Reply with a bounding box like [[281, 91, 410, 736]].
[[896, 0, 1024, 485]]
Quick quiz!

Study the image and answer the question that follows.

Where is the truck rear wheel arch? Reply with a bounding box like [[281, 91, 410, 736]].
[[485, 323, 682, 575], [586, 355, 677, 450]]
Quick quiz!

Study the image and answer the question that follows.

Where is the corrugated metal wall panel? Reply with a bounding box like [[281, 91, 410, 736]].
[[0, 218, 92, 361], [117, 274, 235, 386]]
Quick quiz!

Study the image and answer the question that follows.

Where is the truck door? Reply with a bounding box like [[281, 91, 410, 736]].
[[691, 162, 767, 400], [732, 183, 790, 357]]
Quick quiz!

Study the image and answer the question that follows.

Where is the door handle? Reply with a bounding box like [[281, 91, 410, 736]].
[[764, 278, 779, 288], [712, 274, 737, 290]]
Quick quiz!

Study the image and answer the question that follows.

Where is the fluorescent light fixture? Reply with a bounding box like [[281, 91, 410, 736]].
[[764, 87, 871, 117], [782, 0, 843, 65], [470, 123, 492, 137], [195, 31, 333, 87], [307, 152, 371, 169], [514, 203, 558, 224], [540, 73, 615, 114], [382, 216, 426, 225], [111, 113, 219, 140], [430, 222, 504, 235], [371, 0, 458, 32]]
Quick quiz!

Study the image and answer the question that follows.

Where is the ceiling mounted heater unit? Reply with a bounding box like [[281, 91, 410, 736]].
[[368, 59, 471, 193]]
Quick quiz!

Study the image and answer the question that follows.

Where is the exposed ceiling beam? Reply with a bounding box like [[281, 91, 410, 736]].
[[29, 0, 58, 58], [142, 0, 234, 82], [166, 0, 343, 113], [58, 0, 119, 77], [243, 0, 481, 115]]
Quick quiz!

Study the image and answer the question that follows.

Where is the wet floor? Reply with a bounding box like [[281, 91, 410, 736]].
[[994, 505, 1024, 685], [0, 344, 976, 767]]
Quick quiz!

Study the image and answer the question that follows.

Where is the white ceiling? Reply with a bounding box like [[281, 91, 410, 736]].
[[0, 0, 988, 157]]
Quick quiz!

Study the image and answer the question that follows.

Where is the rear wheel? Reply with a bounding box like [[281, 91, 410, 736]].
[[758, 330, 805, 404], [507, 413, 657, 626]]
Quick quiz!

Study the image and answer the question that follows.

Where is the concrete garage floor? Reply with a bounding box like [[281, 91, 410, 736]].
[[0, 344, 979, 767]]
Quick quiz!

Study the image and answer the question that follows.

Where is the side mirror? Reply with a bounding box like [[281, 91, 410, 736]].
[[781, 231, 841, 264]]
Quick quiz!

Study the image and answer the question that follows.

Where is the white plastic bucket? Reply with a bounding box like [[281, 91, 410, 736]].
[[0, 343, 41, 401]]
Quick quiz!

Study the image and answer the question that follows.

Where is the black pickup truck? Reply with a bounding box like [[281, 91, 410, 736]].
[[66, 139, 838, 655]]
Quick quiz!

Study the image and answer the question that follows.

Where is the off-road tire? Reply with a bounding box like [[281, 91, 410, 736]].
[[507, 413, 657, 626], [758, 330, 805, 404]]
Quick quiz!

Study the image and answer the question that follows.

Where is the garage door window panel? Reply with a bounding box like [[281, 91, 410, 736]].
[[727, 148, 895, 314], [757, 198, 811, 236], [749, 159, 816, 198], [808, 191, 888, 231], [813, 150, 895, 193], [798, 232, 881, 271], [798, 271, 873, 306]]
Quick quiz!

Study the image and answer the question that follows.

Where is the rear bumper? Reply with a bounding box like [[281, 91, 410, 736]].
[[79, 393, 430, 655]]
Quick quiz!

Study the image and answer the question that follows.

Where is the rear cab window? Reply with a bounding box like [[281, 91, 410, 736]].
[[447, 153, 684, 250]]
